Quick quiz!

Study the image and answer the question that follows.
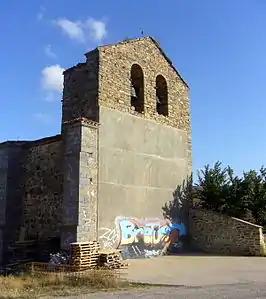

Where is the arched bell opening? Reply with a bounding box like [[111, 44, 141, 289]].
[[156, 75, 168, 116], [130, 64, 144, 113]]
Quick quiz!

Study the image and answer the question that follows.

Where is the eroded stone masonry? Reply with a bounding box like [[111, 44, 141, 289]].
[[0, 37, 193, 265]]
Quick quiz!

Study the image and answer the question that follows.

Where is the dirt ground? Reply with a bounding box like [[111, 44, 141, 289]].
[[122, 254, 266, 286]]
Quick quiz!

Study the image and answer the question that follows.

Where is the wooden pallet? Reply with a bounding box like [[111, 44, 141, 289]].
[[97, 249, 125, 269], [71, 259, 98, 265], [71, 262, 98, 266], [71, 247, 100, 251], [71, 257, 99, 262], [71, 252, 99, 256], [99, 254, 121, 259], [71, 256, 98, 261], [70, 258, 98, 261], [101, 262, 128, 269], [69, 242, 100, 270], [70, 242, 100, 249], [98, 249, 121, 254]]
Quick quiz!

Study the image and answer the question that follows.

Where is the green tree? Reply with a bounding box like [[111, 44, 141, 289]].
[[195, 161, 266, 228], [242, 167, 266, 226], [196, 161, 228, 212]]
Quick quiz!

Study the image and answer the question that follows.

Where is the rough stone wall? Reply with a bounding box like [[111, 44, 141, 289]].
[[0, 146, 8, 264], [61, 119, 98, 249], [4, 144, 27, 258], [0, 146, 8, 227], [62, 49, 99, 127], [0, 142, 30, 264], [22, 136, 63, 239], [98, 37, 192, 173], [189, 208, 266, 256]]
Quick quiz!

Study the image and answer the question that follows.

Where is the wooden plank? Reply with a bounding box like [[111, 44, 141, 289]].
[[70, 258, 99, 262], [71, 253, 99, 256], [98, 249, 121, 254]]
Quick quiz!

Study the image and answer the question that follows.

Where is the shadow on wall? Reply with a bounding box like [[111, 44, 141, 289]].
[[161, 175, 193, 254], [99, 176, 193, 259]]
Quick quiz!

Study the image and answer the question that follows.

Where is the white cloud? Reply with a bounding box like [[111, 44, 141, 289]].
[[54, 17, 107, 43], [37, 6, 46, 21], [44, 44, 57, 58], [86, 18, 107, 41], [54, 19, 85, 43], [41, 64, 65, 93], [33, 112, 53, 124], [43, 92, 55, 102]]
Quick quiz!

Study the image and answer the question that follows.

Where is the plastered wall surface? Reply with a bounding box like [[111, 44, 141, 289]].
[[98, 107, 189, 256]]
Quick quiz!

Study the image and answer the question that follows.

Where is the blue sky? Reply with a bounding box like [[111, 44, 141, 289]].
[[1, 0, 266, 177]]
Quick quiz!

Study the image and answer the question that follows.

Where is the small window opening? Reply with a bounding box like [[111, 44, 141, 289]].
[[156, 75, 168, 116], [130, 64, 144, 113]]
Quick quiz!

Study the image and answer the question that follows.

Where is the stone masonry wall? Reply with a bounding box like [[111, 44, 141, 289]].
[[62, 49, 99, 127], [61, 118, 98, 249], [22, 136, 63, 239], [189, 208, 266, 256], [0, 146, 8, 228], [0, 146, 8, 264], [0, 142, 27, 264], [4, 144, 27, 258], [98, 37, 192, 173]]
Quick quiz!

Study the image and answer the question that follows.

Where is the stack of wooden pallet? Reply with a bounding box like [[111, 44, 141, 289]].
[[98, 249, 126, 269], [69, 241, 100, 271]]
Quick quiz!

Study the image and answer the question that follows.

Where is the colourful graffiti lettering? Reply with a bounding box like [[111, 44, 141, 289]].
[[115, 217, 168, 247], [99, 217, 187, 259], [113, 217, 187, 258]]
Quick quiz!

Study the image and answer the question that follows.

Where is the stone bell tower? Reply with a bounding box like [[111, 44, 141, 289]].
[[59, 37, 192, 249]]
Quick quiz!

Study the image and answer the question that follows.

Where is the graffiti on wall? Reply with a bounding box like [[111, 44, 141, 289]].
[[99, 216, 187, 259]]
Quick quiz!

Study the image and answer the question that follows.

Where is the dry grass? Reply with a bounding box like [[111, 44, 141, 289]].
[[0, 269, 136, 299]]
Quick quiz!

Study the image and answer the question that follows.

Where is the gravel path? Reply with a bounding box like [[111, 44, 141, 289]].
[[54, 282, 266, 299]]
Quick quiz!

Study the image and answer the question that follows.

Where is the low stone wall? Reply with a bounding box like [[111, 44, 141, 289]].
[[189, 208, 266, 256]]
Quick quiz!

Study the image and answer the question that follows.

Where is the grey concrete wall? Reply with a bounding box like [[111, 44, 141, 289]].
[[98, 107, 189, 249]]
